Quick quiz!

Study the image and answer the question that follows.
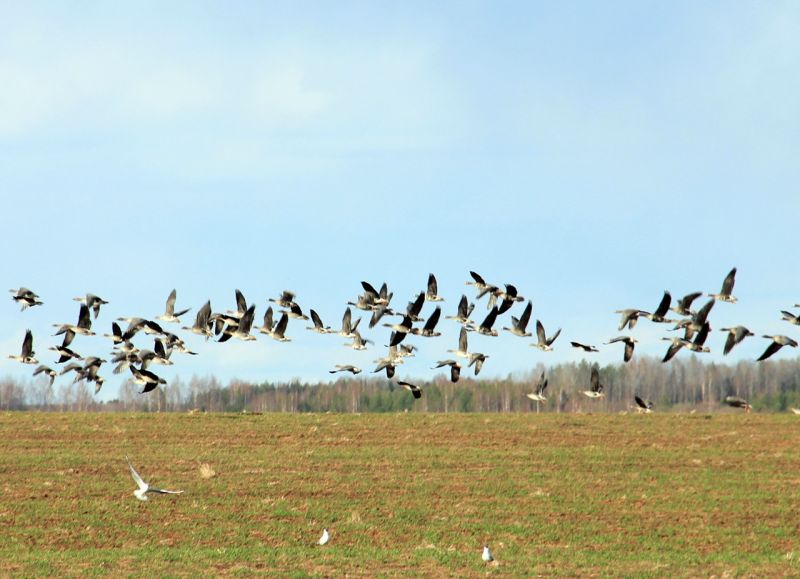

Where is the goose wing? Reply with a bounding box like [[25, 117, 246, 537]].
[[21, 329, 34, 357], [310, 309, 325, 329], [427, 273, 438, 297], [654, 291, 671, 318], [235, 289, 247, 313], [546, 327, 562, 346], [164, 289, 177, 316], [757, 340, 782, 362], [423, 307, 441, 332], [721, 267, 737, 296], [518, 301, 532, 331]]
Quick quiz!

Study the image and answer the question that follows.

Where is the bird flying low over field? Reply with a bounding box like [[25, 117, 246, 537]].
[[526, 372, 548, 402], [724, 396, 751, 413], [126, 456, 183, 501], [398, 380, 422, 399], [582, 366, 605, 398], [8, 329, 37, 364], [634, 395, 653, 413]]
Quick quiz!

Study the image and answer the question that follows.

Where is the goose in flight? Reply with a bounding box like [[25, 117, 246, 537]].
[[318, 528, 330, 546], [360, 281, 392, 308], [73, 293, 109, 319], [181, 300, 213, 339], [724, 396, 751, 412], [218, 305, 256, 342], [368, 305, 395, 329], [615, 309, 644, 332], [531, 320, 561, 351], [640, 291, 674, 323], [49, 343, 83, 364], [405, 292, 426, 322], [410, 306, 442, 338], [474, 306, 500, 337], [156, 289, 191, 323], [307, 309, 333, 334], [130, 365, 167, 393], [373, 356, 400, 379], [445, 294, 475, 326], [581, 366, 605, 398], [9, 287, 43, 310], [571, 341, 599, 353], [720, 326, 754, 355], [670, 291, 703, 316], [432, 359, 461, 383], [634, 395, 653, 413], [708, 267, 738, 303], [329, 365, 362, 375], [104, 322, 139, 346], [270, 313, 291, 342], [757, 335, 798, 362], [398, 380, 422, 399], [285, 302, 309, 321], [345, 329, 371, 350], [681, 321, 711, 353], [256, 306, 275, 335], [526, 372, 548, 402], [425, 273, 445, 302], [466, 271, 499, 307], [126, 456, 183, 501], [661, 336, 685, 363], [502, 301, 533, 337], [673, 299, 715, 341], [605, 336, 637, 363], [53, 304, 95, 337], [780, 310, 800, 326], [448, 327, 471, 359], [336, 307, 361, 338], [269, 290, 296, 309], [32, 364, 56, 386], [8, 330, 37, 364], [468, 352, 489, 375], [497, 284, 525, 315]]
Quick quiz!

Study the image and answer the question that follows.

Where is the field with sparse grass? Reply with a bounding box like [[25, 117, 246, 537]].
[[1, 411, 799, 576]]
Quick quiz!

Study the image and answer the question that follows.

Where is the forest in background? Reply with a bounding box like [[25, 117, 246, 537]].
[[2, 355, 800, 414]]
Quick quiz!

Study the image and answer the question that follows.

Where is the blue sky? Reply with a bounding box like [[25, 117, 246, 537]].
[[2, 1, 799, 399]]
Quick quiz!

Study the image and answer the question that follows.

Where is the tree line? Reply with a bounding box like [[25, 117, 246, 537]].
[[2, 355, 800, 413]]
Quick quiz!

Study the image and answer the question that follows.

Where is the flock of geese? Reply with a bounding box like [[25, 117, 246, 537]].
[[7, 267, 800, 413], [8, 268, 799, 565]]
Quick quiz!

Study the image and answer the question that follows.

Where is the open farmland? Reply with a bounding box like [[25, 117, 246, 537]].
[[1, 412, 799, 576]]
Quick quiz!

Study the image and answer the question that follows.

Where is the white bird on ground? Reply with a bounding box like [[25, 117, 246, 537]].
[[318, 528, 330, 545], [126, 456, 183, 501], [482, 544, 494, 562]]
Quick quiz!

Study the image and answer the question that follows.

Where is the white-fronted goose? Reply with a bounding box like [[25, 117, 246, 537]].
[[9, 287, 43, 310], [531, 320, 561, 351], [8, 329, 37, 364], [757, 335, 798, 361], [605, 336, 637, 362], [156, 289, 191, 323], [720, 326, 754, 355], [708, 267, 738, 303], [526, 372, 548, 402], [432, 359, 461, 383], [502, 301, 533, 337]]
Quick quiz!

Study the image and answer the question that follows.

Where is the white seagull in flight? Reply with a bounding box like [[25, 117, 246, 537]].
[[126, 456, 184, 501]]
